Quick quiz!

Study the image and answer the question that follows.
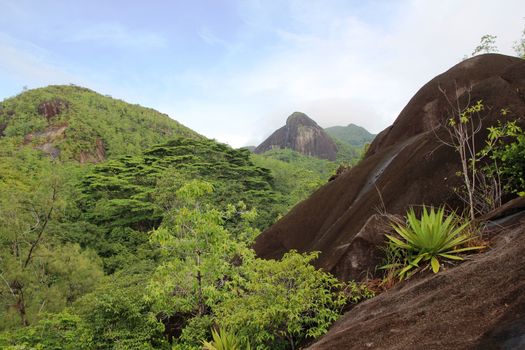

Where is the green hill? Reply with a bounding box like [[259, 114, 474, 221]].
[[325, 123, 375, 148], [0, 85, 199, 162]]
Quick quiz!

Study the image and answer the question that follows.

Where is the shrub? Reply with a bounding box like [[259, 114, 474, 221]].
[[341, 281, 375, 304], [214, 251, 346, 350], [382, 206, 484, 280], [484, 121, 525, 196]]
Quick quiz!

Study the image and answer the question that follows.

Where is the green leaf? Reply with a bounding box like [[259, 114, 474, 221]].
[[430, 257, 440, 273]]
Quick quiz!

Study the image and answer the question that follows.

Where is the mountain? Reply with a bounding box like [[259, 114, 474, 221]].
[[324, 123, 375, 148], [0, 85, 199, 162], [254, 112, 338, 161], [254, 53, 525, 348]]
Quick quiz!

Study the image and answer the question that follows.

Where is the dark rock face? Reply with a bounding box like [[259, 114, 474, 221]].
[[37, 99, 69, 122], [254, 112, 338, 160], [254, 54, 525, 282], [330, 214, 399, 281], [306, 211, 525, 350]]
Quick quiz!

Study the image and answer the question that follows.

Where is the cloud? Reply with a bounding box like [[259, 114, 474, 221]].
[[0, 33, 78, 88], [183, 0, 525, 146], [64, 22, 167, 49], [2, 0, 524, 149]]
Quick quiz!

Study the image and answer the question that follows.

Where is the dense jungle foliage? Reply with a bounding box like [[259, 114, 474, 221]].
[[0, 86, 370, 350]]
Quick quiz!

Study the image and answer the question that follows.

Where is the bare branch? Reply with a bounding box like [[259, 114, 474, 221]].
[[23, 186, 58, 269], [0, 273, 17, 301]]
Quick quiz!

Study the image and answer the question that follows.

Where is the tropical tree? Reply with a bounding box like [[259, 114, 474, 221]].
[[146, 180, 247, 349], [215, 251, 346, 350], [0, 144, 102, 329]]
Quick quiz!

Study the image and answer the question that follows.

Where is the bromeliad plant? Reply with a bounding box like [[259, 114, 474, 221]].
[[382, 206, 484, 280], [202, 328, 251, 350]]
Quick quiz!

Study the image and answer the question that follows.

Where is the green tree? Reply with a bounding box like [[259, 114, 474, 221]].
[[75, 138, 279, 273], [74, 264, 166, 350], [471, 34, 498, 56], [0, 311, 91, 350], [483, 120, 525, 196], [0, 144, 102, 330], [146, 180, 352, 350], [215, 251, 346, 350], [146, 180, 247, 349]]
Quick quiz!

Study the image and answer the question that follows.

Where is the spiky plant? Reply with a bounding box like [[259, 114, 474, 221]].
[[202, 328, 250, 350], [382, 206, 484, 279]]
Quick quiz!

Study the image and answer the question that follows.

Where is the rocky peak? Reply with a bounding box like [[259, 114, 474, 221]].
[[286, 112, 319, 127], [255, 112, 338, 160]]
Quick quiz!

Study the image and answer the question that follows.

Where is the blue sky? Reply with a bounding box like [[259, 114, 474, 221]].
[[1, 0, 524, 147]]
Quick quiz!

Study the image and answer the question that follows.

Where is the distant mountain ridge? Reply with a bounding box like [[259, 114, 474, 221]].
[[254, 112, 339, 160], [254, 111, 373, 163], [325, 123, 375, 148]]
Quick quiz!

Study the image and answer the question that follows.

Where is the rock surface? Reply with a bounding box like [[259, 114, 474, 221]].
[[254, 54, 525, 282], [23, 125, 68, 159], [254, 112, 338, 160], [37, 99, 69, 122], [306, 210, 525, 350]]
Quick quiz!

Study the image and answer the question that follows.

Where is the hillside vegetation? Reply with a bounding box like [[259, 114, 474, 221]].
[[0, 86, 357, 350], [0, 85, 199, 161], [251, 148, 338, 211], [325, 123, 375, 148]]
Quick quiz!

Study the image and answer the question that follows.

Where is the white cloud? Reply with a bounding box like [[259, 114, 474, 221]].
[[183, 0, 525, 146], [64, 22, 167, 49], [2, 1, 524, 149], [0, 33, 78, 88]]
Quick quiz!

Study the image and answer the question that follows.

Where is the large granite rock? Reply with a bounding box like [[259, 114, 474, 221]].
[[306, 210, 525, 350], [254, 112, 338, 160]]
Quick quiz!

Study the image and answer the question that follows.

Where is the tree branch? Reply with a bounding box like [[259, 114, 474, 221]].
[[23, 186, 57, 269]]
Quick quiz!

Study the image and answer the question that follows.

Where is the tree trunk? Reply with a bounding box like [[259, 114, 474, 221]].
[[196, 250, 205, 316], [16, 286, 29, 326]]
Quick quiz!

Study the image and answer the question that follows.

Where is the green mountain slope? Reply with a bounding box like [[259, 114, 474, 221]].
[[251, 148, 337, 211], [325, 123, 375, 148], [0, 85, 199, 162]]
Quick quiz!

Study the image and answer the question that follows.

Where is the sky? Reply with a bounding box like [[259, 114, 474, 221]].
[[0, 0, 524, 147]]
